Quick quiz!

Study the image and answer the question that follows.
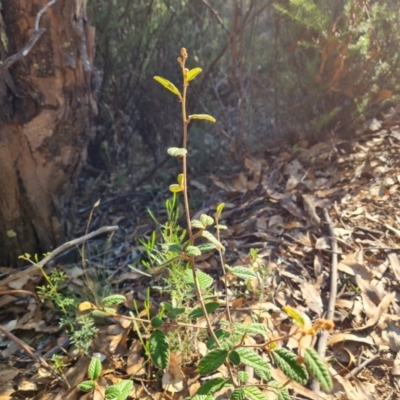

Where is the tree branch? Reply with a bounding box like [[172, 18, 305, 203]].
[[0, 0, 57, 72]]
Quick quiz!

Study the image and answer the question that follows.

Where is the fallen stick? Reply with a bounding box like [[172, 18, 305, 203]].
[[0, 225, 119, 286], [311, 208, 338, 393]]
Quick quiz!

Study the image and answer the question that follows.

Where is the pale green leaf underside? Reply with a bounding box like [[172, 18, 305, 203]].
[[154, 76, 181, 97], [189, 114, 216, 123], [304, 348, 333, 392]]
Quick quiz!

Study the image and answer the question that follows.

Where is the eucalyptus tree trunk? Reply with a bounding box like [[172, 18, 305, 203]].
[[0, 0, 97, 265]]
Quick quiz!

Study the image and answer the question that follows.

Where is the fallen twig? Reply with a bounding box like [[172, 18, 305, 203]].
[[0, 324, 68, 387], [345, 353, 379, 379], [0, 225, 119, 286], [311, 207, 338, 393]]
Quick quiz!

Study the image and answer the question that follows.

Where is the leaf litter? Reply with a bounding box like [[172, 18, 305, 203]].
[[1, 112, 400, 399]]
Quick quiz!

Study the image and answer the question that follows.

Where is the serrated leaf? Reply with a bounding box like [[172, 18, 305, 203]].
[[229, 266, 257, 280], [191, 219, 206, 229], [273, 348, 308, 385], [197, 377, 227, 395], [78, 380, 95, 392], [151, 317, 163, 328], [231, 388, 245, 400], [154, 76, 181, 98], [149, 329, 169, 369], [229, 350, 241, 365], [189, 114, 216, 123], [169, 184, 183, 193], [197, 243, 217, 252], [278, 388, 292, 400], [184, 269, 213, 290], [92, 309, 110, 318], [105, 385, 119, 399], [189, 302, 220, 319], [105, 380, 133, 400], [191, 395, 213, 400], [283, 306, 305, 328], [186, 67, 202, 82], [207, 329, 230, 350], [101, 294, 126, 307], [244, 386, 268, 400], [185, 245, 202, 257], [215, 203, 225, 219], [201, 230, 225, 250], [200, 214, 214, 227], [88, 357, 102, 380], [236, 348, 271, 374], [168, 244, 183, 253], [167, 147, 187, 157], [198, 349, 228, 375], [255, 368, 271, 381], [304, 348, 333, 392], [238, 371, 249, 383], [234, 322, 268, 335]]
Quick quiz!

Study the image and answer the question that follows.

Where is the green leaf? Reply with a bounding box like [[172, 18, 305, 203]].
[[228, 266, 257, 280], [283, 306, 306, 328], [197, 377, 228, 395], [233, 322, 268, 335], [88, 357, 102, 380], [184, 269, 213, 290], [215, 224, 228, 230], [229, 350, 241, 365], [231, 388, 246, 400], [215, 203, 225, 219], [201, 230, 225, 250], [277, 388, 292, 400], [200, 214, 214, 227], [244, 386, 268, 400], [151, 317, 163, 328], [186, 67, 202, 82], [255, 368, 271, 381], [101, 294, 126, 307], [197, 243, 217, 253], [304, 348, 333, 392], [198, 349, 228, 375], [78, 380, 95, 392], [273, 348, 308, 385], [154, 76, 181, 98], [191, 395, 213, 400], [149, 329, 170, 369], [162, 302, 174, 312], [185, 245, 202, 257], [206, 329, 230, 350], [189, 302, 220, 319], [191, 219, 206, 229], [168, 244, 183, 253], [235, 348, 271, 375], [105, 380, 133, 400], [238, 371, 249, 383], [167, 147, 187, 157], [177, 174, 184, 185], [105, 385, 119, 399], [91, 309, 110, 318], [189, 114, 216, 123], [169, 184, 183, 193]]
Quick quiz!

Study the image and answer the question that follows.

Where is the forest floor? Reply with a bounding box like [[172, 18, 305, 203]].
[[1, 112, 400, 400]]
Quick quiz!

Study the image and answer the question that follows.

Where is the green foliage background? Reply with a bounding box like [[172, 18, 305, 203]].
[[87, 0, 400, 170]]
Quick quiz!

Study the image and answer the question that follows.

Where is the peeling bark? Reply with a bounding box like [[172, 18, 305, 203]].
[[0, 0, 97, 265]]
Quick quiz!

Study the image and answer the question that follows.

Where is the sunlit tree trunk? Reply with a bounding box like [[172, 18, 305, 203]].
[[0, 0, 97, 265]]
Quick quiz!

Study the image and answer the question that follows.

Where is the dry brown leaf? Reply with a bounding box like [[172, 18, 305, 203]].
[[299, 282, 323, 316], [162, 352, 184, 393], [328, 333, 374, 346], [354, 292, 396, 331]]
